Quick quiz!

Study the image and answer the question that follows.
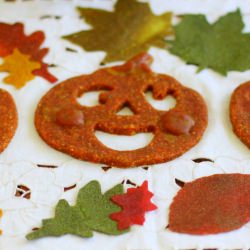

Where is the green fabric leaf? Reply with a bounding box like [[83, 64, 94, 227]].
[[26, 200, 92, 240], [26, 181, 126, 240], [63, 0, 172, 63], [76, 181, 127, 235], [169, 9, 250, 75]]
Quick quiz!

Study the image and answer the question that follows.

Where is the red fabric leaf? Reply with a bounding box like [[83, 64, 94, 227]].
[[110, 181, 157, 230], [0, 22, 57, 83], [169, 174, 250, 235]]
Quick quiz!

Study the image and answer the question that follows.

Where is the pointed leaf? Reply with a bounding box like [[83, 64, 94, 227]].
[[76, 181, 127, 235], [169, 9, 250, 75], [26, 200, 92, 240], [110, 181, 157, 230], [0, 22, 57, 83], [63, 0, 172, 63], [0, 49, 41, 88], [26, 180, 127, 241]]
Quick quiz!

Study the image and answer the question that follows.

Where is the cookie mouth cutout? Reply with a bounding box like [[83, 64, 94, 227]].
[[95, 131, 154, 151]]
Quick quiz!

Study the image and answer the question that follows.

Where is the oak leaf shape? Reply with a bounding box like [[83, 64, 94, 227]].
[[26, 181, 126, 240], [26, 200, 92, 240], [110, 181, 157, 230], [0, 49, 41, 89], [63, 0, 172, 63], [169, 9, 250, 75]]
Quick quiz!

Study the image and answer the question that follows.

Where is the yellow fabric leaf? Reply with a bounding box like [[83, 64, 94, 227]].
[[0, 48, 41, 89]]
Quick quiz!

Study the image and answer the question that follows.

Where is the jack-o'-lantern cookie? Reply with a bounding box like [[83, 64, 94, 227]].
[[35, 53, 208, 168], [230, 81, 250, 149], [0, 89, 17, 152]]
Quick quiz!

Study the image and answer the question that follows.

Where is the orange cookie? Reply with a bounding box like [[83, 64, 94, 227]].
[[35, 53, 208, 168], [0, 88, 17, 152], [230, 81, 250, 149]]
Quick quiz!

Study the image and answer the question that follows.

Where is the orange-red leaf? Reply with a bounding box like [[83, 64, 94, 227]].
[[0, 22, 57, 83], [169, 174, 250, 235], [110, 181, 157, 230]]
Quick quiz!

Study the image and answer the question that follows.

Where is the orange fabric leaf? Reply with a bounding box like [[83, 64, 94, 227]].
[[0, 22, 57, 83]]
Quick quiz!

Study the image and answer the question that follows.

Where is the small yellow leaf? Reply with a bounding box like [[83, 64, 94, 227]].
[[0, 48, 41, 89]]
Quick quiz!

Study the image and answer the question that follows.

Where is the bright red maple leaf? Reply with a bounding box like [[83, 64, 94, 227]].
[[110, 181, 157, 230], [0, 22, 57, 83]]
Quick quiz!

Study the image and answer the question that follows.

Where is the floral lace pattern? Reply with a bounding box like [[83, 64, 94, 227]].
[[0, 0, 250, 249]]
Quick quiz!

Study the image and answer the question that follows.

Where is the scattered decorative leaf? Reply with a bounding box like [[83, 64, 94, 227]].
[[63, 0, 172, 63], [76, 181, 126, 235], [0, 49, 41, 88], [169, 174, 250, 235], [26, 181, 127, 240], [0, 22, 57, 82], [26, 200, 92, 240], [169, 9, 250, 75], [110, 181, 157, 230]]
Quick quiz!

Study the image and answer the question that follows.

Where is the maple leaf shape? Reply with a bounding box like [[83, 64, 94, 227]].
[[63, 0, 172, 63], [169, 9, 250, 75], [0, 49, 41, 89], [26, 181, 127, 240], [0, 22, 57, 83], [110, 181, 157, 230], [169, 174, 250, 235]]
